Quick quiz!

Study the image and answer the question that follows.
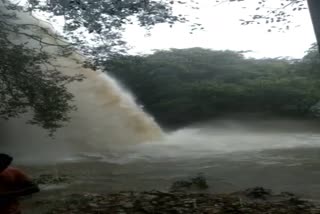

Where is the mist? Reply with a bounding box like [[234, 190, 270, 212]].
[[2, 6, 320, 166], [0, 7, 163, 163]]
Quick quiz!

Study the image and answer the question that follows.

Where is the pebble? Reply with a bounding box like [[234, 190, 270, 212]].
[[46, 188, 319, 214]]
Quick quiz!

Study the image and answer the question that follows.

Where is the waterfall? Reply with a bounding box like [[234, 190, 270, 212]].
[[0, 8, 163, 161]]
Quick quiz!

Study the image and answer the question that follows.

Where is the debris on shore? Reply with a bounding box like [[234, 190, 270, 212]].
[[34, 173, 71, 185], [46, 187, 319, 214], [170, 173, 209, 192]]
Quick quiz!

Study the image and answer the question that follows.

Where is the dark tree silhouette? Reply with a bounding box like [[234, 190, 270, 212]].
[[307, 0, 320, 52]]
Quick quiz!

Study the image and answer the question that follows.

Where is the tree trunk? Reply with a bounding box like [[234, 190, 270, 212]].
[[307, 0, 320, 52]]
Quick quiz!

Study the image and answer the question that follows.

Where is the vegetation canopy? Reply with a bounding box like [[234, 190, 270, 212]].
[[104, 48, 320, 127]]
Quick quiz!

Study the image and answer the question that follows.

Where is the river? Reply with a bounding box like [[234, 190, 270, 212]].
[[17, 118, 320, 212]]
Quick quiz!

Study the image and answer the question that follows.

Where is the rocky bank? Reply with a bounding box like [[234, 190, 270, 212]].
[[42, 188, 320, 214]]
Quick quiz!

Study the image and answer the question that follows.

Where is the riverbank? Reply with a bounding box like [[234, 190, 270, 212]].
[[26, 188, 320, 214], [20, 167, 320, 214]]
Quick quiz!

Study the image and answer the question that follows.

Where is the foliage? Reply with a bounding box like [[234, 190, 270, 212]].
[[0, 3, 82, 134], [0, 0, 200, 133], [26, 0, 202, 61], [236, 0, 308, 32], [26, 0, 310, 54], [104, 48, 320, 127]]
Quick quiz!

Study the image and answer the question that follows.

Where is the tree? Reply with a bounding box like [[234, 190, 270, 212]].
[[0, 0, 197, 133], [0, 2, 83, 134], [216, 0, 320, 52], [104, 48, 320, 127], [26, 0, 320, 55], [307, 0, 320, 51], [26, 0, 201, 62]]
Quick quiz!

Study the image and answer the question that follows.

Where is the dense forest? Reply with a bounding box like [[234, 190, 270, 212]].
[[104, 47, 320, 128]]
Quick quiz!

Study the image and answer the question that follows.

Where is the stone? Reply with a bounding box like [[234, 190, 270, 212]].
[[46, 189, 319, 214]]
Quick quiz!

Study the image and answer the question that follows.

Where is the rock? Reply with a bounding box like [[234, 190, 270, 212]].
[[190, 174, 209, 190], [46, 189, 319, 214], [170, 174, 209, 192], [170, 180, 192, 192], [244, 187, 272, 199]]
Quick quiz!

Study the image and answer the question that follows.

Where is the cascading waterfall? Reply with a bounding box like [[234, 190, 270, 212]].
[[0, 8, 163, 160], [54, 52, 163, 147]]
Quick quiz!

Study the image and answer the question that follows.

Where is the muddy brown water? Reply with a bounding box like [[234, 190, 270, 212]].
[[10, 120, 320, 213]]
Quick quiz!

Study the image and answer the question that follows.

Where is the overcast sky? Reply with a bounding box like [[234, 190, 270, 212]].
[[123, 0, 316, 59], [31, 0, 316, 59]]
